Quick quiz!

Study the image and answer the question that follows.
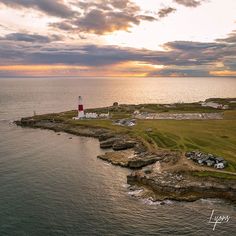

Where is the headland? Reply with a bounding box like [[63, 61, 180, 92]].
[[15, 98, 236, 203]]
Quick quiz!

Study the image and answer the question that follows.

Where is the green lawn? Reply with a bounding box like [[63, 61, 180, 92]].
[[33, 101, 236, 172], [64, 111, 236, 170], [132, 115, 236, 170]]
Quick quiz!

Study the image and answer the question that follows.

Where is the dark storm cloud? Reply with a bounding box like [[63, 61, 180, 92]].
[[0, 0, 75, 18], [0, 33, 63, 43], [173, 0, 205, 7], [158, 7, 176, 18]]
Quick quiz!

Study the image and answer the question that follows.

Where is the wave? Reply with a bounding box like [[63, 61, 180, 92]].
[[198, 198, 225, 205], [128, 189, 144, 196], [141, 198, 174, 206]]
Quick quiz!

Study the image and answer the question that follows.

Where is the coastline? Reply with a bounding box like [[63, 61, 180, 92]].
[[15, 98, 236, 203]]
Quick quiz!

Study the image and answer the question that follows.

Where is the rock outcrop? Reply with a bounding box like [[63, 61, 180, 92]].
[[97, 150, 164, 168], [112, 140, 136, 151], [98, 133, 115, 141], [15, 115, 236, 203], [15, 118, 108, 138], [99, 135, 138, 151], [127, 168, 236, 202], [100, 137, 122, 148]]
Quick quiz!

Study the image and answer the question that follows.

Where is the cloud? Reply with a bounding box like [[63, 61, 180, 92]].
[[75, 0, 140, 12], [0, 40, 227, 66], [51, 0, 157, 35], [164, 41, 225, 51], [216, 30, 236, 44], [173, 0, 205, 7], [0, 0, 75, 18], [0, 0, 157, 35], [148, 68, 210, 77], [79, 10, 136, 34], [0, 42, 162, 66], [158, 7, 176, 18], [0, 29, 235, 76], [110, 0, 131, 9], [72, 9, 140, 34], [0, 33, 63, 43], [50, 21, 74, 31]]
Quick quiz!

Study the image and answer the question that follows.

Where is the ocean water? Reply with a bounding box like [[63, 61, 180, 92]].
[[0, 77, 236, 236]]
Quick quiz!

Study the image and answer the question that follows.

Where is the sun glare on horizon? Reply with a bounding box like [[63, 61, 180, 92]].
[[0, 0, 236, 77]]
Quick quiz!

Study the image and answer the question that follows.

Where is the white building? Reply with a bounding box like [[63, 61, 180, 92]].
[[214, 163, 225, 169], [85, 113, 98, 119], [99, 112, 110, 118]]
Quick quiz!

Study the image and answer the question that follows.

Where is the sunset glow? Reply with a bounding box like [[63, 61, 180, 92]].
[[0, 0, 236, 77]]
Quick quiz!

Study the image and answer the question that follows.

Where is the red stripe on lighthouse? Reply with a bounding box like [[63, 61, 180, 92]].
[[78, 105, 83, 111]]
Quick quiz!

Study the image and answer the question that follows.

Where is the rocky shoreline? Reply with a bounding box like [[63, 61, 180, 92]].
[[127, 165, 236, 202], [15, 117, 236, 203]]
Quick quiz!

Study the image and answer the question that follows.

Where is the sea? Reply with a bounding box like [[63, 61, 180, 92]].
[[0, 77, 236, 236]]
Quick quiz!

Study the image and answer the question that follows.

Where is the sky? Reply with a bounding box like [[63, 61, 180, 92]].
[[0, 0, 236, 77]]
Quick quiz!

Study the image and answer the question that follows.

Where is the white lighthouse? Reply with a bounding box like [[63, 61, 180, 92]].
[[73, 96, 99, 120], [78, 96, 85, 119]]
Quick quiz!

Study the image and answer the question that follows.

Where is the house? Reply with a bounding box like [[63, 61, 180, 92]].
[[206, 160, 215, 167], [133, 110, 140, 115], [214, 163, 225, 169], [85, 113, 98, 119], [215, 157, 224, 163], [198, 159, 204, 165], [99, 112, 110, 118], [185, 150, 227, 169]]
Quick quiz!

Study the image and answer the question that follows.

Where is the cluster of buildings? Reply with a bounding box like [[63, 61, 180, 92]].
[[201, 101, 229, 109], [83, 112, 109, 119], [113, 118, 136, 127], [73, 96, 109, 120], [185, 151, 228, 169]]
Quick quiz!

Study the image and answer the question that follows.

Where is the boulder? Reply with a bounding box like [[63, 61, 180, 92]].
[[128, 155, 161, 168], [98, 133, 115, 141], [100, 137, 121, 148], [112, 140, 136, 151], [142, 166, 152, 174]]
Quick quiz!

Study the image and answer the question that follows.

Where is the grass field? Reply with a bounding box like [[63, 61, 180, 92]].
[[34, 99, 236, 173], [46, 110, 236, 172], [192, 171, 236, 180], [132, 114, 236, 171]]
